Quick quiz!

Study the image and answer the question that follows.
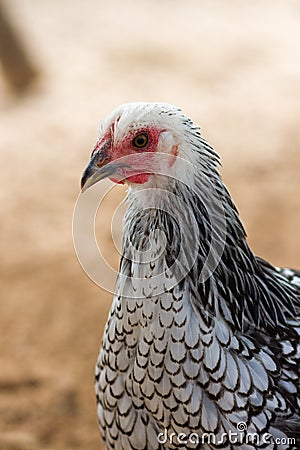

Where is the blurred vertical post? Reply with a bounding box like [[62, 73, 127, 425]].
[[0, 1, 38, 94]]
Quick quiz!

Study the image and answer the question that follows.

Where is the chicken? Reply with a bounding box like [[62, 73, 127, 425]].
[[81, 102, 300, 449]]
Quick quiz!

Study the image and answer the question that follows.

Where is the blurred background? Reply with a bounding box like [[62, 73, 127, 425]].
[[0, 0, 299, 449]]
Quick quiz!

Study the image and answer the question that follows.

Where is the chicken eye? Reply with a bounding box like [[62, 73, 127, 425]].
[[132, 133, 148, 148]]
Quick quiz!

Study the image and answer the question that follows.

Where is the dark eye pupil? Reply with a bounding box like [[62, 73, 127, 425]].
[[137, 137, 144, 144]]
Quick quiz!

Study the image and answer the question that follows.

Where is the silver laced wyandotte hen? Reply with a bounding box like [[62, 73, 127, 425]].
[[81, 103, 300, 450]]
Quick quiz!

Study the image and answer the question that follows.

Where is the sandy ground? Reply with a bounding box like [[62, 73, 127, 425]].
[[0, 0, 299, 449]]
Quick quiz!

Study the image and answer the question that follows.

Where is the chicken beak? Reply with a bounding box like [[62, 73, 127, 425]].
[[81, 150, 109, 192], [81, 150, 129, 192]]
